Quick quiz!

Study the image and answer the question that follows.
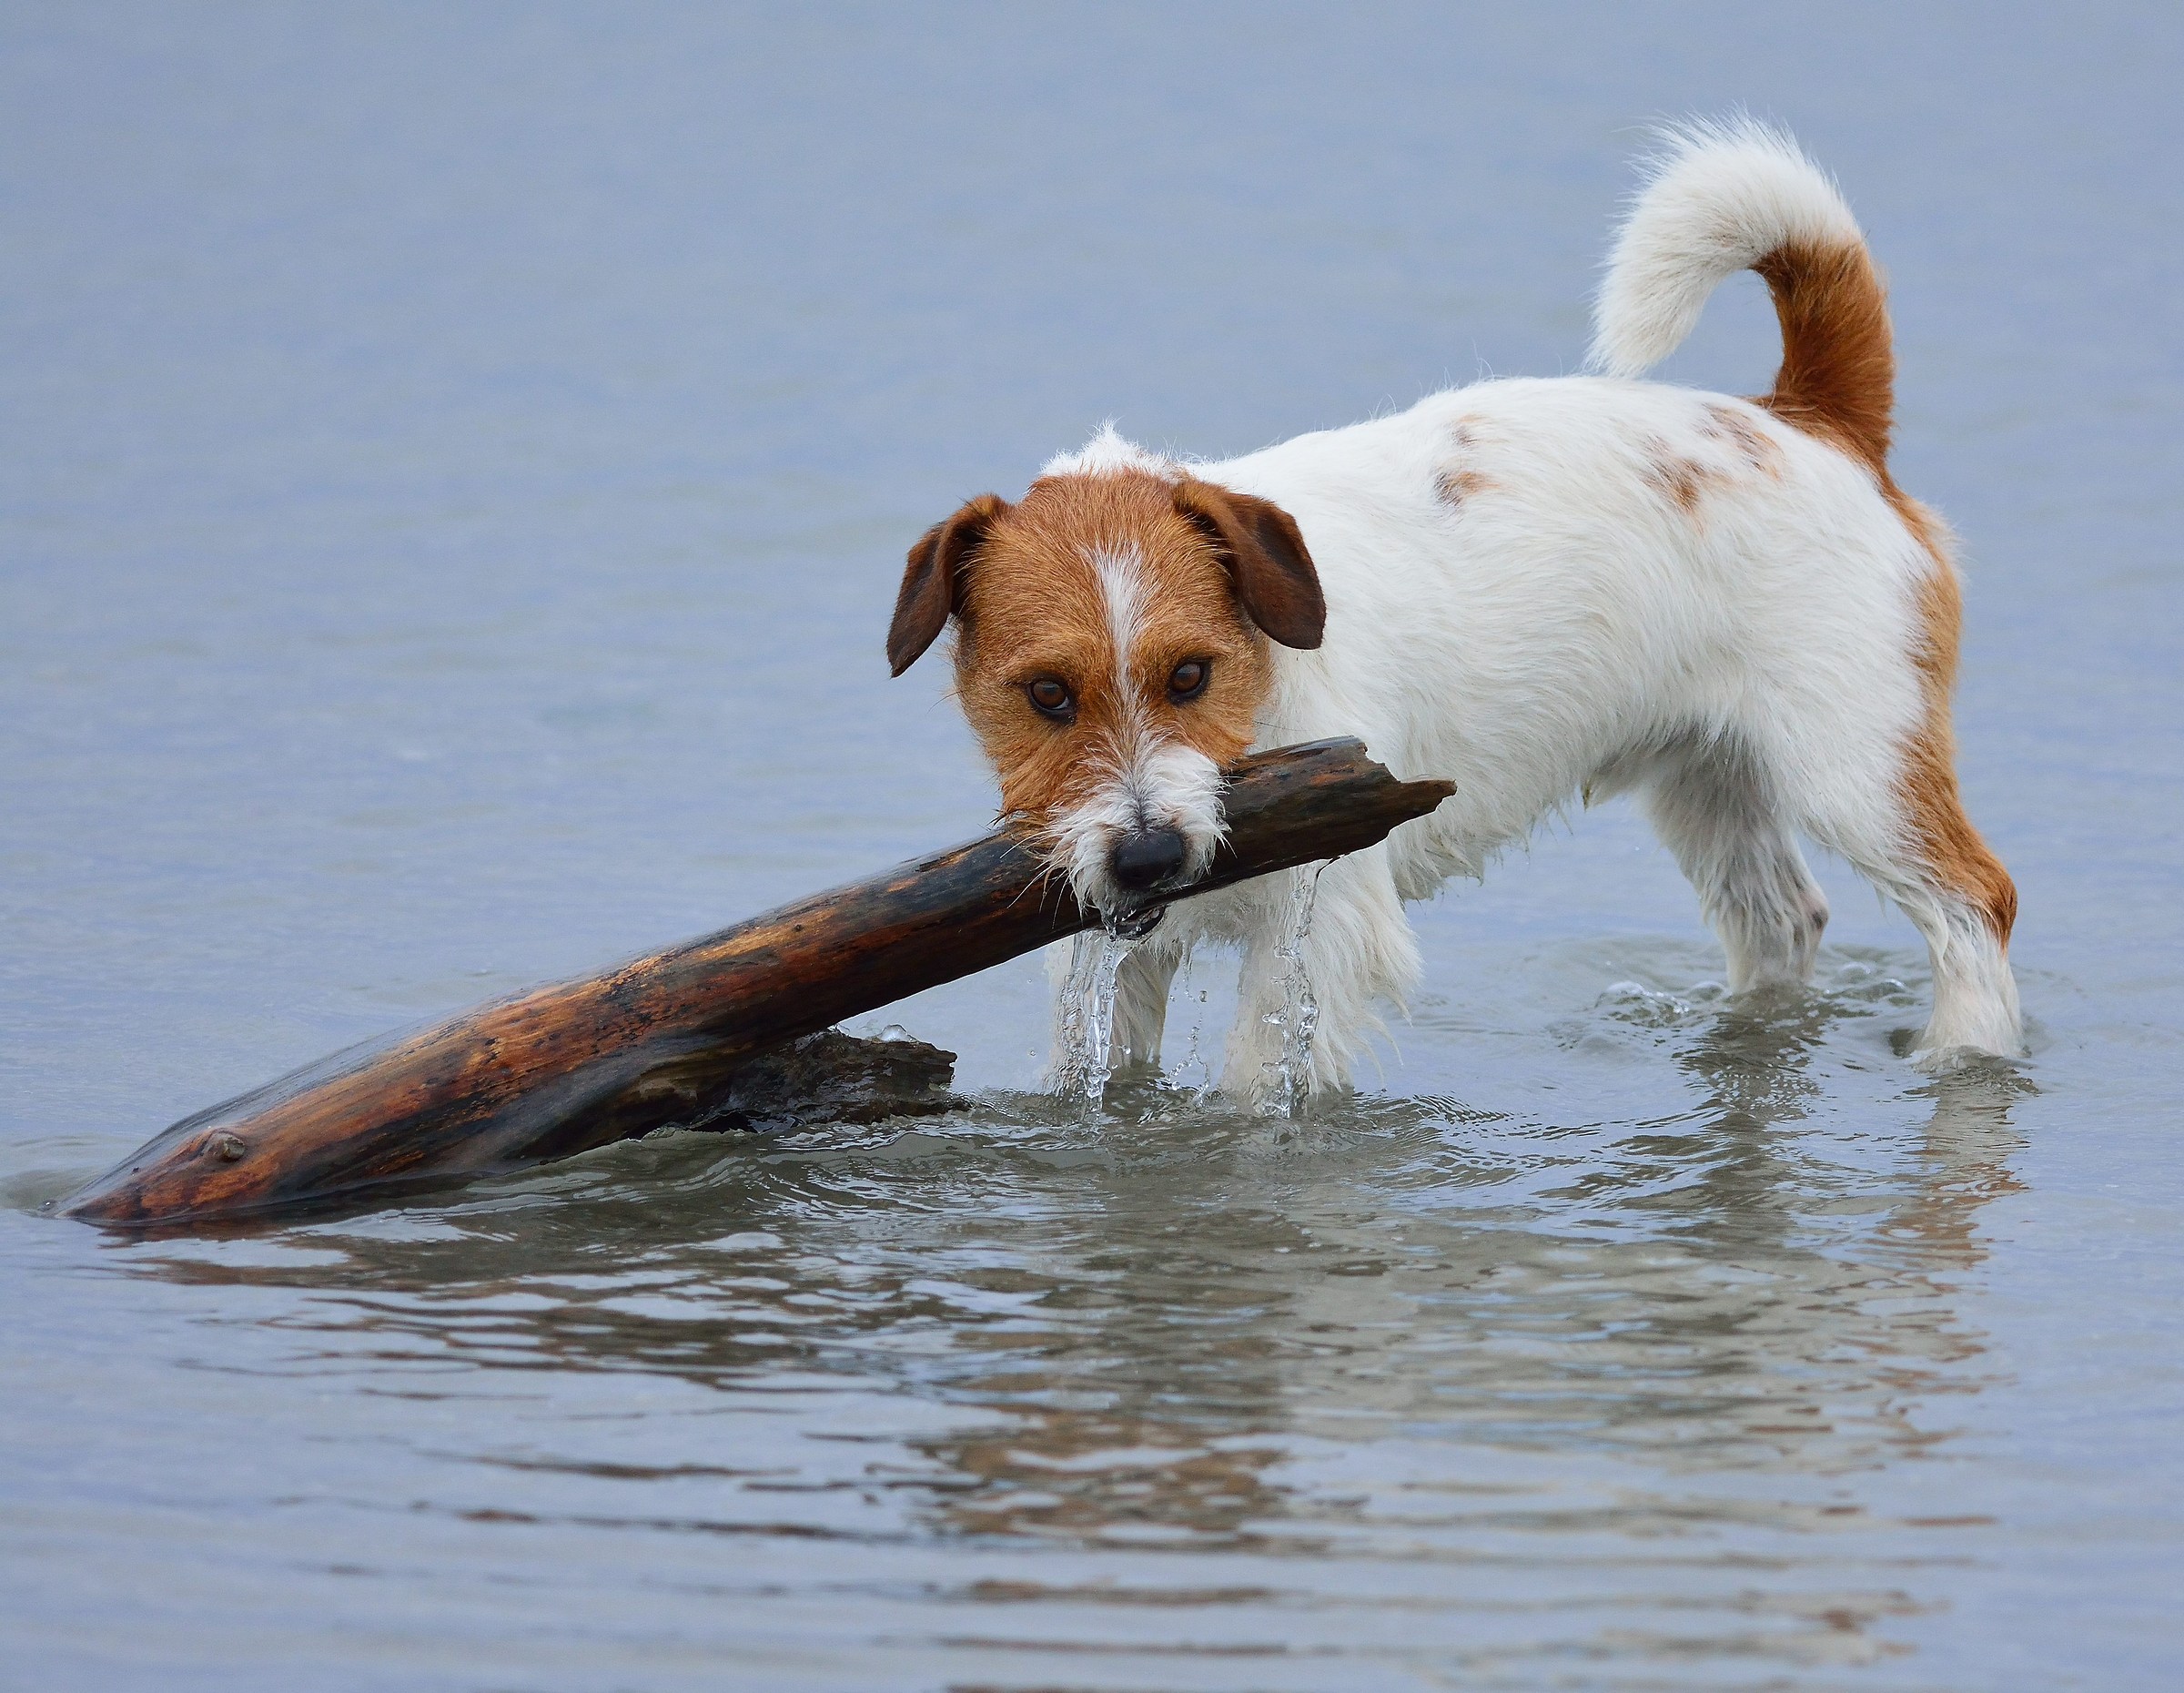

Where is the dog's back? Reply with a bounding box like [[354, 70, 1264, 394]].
[[1197, 121, 2018, 1078]]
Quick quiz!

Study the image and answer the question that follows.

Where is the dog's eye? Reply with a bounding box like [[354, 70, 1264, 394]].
[[1167, 659, 1211, 702], [1026, 677, 1074, 719]]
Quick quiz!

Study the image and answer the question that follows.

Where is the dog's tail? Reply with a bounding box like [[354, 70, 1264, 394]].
[[1587, 118, 1894, 474]]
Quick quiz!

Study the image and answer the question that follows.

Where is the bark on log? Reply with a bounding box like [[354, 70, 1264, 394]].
[[61, 737, 1451, 1228]]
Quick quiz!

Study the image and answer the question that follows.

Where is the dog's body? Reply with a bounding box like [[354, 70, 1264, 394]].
[[889, 122, 2021, 1098]]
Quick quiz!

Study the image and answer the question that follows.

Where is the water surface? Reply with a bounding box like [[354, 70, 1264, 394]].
[[5, 6, 2181, 1688]]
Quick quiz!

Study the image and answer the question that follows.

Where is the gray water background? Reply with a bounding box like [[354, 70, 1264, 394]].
[[4, 5, 2180, 1688]]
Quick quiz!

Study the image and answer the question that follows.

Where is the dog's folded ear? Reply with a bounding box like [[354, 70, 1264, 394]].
[[889, 494, 1012, 675], [1172, 479, 1325, 650]]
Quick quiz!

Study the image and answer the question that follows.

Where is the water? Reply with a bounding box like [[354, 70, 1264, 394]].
[[1052, 928, 1136, 1103], [1049, 863, 1320, 1111], [1259, 864, 1326, 1113], [4, 5, 2181, 1688]]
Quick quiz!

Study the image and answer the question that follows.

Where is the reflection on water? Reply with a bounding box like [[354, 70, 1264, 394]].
[[112, 958, 2027, 1680]]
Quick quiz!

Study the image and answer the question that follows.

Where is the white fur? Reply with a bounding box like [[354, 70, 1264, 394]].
[[1043, 421, 1178, 480], [1092, 544, 1148, 670], [1048, 736, 1225, 915], [1589, 117, 1861, 379], [1031, 124, 2022, 1099], [1046, 542, 1226, 914]]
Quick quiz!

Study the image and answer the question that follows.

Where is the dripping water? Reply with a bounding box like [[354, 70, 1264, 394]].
[[1049, 925, 1135, 1105], [1175, 950, 1212, 1094], [1051, 866, 1326, 1112], [1259, 863, 1327, 1116]]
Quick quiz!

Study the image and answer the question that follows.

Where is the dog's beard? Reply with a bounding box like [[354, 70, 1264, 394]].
[[1042, 738, 1226, 926]]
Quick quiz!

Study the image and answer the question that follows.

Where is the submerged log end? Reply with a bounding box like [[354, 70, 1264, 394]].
[[59, 1028, 961, 1227]]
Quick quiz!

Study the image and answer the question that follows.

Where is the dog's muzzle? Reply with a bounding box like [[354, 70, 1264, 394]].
[[1097, 827, 1194, 939], [1109, 827, 1188, 894]]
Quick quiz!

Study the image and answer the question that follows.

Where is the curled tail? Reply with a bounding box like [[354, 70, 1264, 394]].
[[1588, 118, 1895, 475]]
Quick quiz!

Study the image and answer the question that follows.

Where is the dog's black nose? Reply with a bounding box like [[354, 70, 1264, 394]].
[[1110, 828, 1188, 893]]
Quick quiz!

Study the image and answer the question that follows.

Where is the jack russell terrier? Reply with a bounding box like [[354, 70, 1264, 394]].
[[886, 119, 2020, 1100]]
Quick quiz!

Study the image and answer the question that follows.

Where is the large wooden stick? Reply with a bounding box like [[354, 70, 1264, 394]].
[[62, 738, 1451, 1227]]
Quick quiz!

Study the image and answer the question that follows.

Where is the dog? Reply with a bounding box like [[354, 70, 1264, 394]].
[[886, 119, 2021, 1100]]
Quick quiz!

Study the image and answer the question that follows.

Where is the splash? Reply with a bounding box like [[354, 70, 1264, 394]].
[[1049, 926, 1135, 1105], [1259, 863, 1326, 1115], [1050, 868, 1324, 1113]]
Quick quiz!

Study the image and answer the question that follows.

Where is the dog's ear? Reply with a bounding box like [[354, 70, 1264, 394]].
[[1172, 479, 1324, 650], [888, 494, 1012, 676]]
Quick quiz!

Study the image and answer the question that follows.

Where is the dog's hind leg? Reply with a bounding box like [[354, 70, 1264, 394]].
[[1726, 679, 2020, 1067], [1810, 772, 2020, 1068], [1641, 734, 1831, 991]]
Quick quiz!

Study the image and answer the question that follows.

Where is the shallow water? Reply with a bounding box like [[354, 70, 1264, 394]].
[[5, 5, 2182, 1688]]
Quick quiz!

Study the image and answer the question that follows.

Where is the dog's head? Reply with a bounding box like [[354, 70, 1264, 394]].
[[887, 446, 1322, 922]]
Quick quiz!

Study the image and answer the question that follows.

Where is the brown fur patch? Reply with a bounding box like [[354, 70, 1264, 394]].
[[1436, 418, 1497, 507], [1754, 238, 1897, 476], [1749, 236, 2015, 946], [889, 493, 1010, 676], [1639, 435, 1726, 514], [1435, 466, 1494, 505], [945, 471, 1273, 836], [1700, 400, 1785, 476], [1171, 478, 1324, 649], [1892, 502, 2018, 946]]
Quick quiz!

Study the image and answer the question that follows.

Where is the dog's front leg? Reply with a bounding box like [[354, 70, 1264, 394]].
[[1218, 848, 1419, 1104], [1109, 938, 1186, 1073], [1043, 932, 1188, 1088]]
